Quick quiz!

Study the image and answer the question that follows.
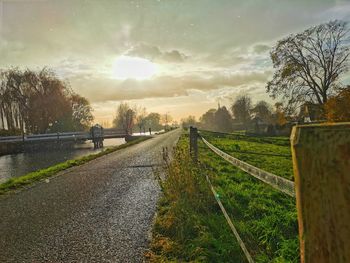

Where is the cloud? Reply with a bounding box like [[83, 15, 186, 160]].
[[162, 50, 186, 62], [126, 43, 187, 62], [318, 1, 350, 21], [70, 69, 271, 102], [252, 44, 271, 54]]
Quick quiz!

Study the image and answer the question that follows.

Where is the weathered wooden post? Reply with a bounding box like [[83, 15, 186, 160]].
[[290, 123, 350, 263], [189, 126, 198, 161]]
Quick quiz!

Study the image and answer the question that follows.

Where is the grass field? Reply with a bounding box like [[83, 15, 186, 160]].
[[149, 130, 299, 262], [200, 130, 294, 180]]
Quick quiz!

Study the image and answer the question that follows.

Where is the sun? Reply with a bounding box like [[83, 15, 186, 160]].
[[112, 56, 158, 80]]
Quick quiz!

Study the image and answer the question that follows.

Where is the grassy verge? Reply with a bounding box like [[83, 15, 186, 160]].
[[0, 136, 151, 196], [148, 132, 299, 262], [200, 130, 293, 180]]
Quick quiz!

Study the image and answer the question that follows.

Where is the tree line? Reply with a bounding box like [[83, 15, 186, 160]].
[[182, 96, 287, 134], [183, 85, 350, 134], [0, 68, 93, 135], [113, 102, 175, 134]]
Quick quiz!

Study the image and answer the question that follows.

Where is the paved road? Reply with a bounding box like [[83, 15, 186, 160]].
[[0, 129, 181, 263]]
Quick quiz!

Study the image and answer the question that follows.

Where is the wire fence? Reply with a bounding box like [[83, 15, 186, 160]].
[[189, 129, 296, 262], [204, 171, 255, 263], [201, 136, 295, 197]]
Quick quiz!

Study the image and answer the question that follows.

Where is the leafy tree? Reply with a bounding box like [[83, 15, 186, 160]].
[[274, 103, 287, 126], [135, 107, 147, 133], [144, 112, 162, 132], [199, 109, 216, 130], [325, 87, 350, 121], [0, 68, 28, 132], [267, 20, 350, 109], [113, 102, 136, 134], [215, 106, 232, 132], [251, 100, 273, 122], [181, 115, 197, 128], [25, 69, 72, 133], [0, 67, 92, 134], [231, 94, 252, 126]]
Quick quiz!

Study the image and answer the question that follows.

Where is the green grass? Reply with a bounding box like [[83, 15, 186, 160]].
[[0, 136, 151, 195], [200, 130, 294, 180], [149, 131, 299, 262]]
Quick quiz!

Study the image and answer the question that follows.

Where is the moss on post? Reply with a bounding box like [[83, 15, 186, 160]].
[[291, 123, 350, 263]]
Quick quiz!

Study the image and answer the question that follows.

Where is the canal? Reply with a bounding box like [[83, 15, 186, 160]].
[[0, 138, 125, 184]]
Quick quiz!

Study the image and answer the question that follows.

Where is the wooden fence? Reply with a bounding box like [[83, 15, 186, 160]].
[[190, 124, 350, 263]]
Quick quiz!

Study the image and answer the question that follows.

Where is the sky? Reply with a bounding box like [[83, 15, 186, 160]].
[[0, 0, 350, 125]]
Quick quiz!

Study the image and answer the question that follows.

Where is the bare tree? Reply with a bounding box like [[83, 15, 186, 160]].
[[161, 112, 173, 129], [70, 94, 94, 131], [267, 20, 350, 109]]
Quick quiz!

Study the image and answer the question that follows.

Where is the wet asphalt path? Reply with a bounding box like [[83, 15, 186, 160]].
[[0, 129, 181, 263]]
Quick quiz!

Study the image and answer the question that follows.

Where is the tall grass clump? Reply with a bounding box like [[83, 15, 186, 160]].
[[148, 134, 246, 262]]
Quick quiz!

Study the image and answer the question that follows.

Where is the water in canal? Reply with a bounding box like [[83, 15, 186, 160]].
[[0, 138, 125, 184]]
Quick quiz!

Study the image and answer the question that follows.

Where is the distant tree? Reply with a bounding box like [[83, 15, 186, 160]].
[[181, 115, 197, 128], [231, 95, 252, 127], [274, 102, 287, 126], [49, 93, 93, 132], [161, 113, 173, 129], [267, 20, 350, 110], [144, 112, 162, 131], [215, 106, 232, 132], [135, 107, 147, 133], [251, 100, 273, 123], [70, 94, 94, 131], [325, 87, 350, 121], [0, 68, 30, 132], [113, 102, 135, 134], [199, 109, 216, 130], [25, 68, 72, 133], [0, 67, 93, 134]]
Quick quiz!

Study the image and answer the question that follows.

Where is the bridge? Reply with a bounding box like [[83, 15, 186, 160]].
[[0, 128, 128, 143], [0, 128, 136, 155]]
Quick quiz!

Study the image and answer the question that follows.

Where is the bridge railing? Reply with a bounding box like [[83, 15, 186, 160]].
[[0, 129, 128, 143]]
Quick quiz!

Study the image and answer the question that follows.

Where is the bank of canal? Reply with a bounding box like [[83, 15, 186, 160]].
[[0, 138, 125, 184]]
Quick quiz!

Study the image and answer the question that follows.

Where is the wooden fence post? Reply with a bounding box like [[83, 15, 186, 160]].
[[290, 123, 350, 263], [189, 126, 198, 161]]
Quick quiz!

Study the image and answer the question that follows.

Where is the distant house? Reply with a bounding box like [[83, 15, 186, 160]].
[[298, 103, 325, 123]]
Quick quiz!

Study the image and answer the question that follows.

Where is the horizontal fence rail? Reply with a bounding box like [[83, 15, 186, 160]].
[[201, 136, 295, 197]]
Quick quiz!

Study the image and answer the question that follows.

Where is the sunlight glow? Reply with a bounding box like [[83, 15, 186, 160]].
[[112, 56, 158, 80]]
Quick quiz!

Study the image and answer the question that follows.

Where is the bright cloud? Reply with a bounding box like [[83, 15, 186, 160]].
[[111, 56, 158, 80]]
